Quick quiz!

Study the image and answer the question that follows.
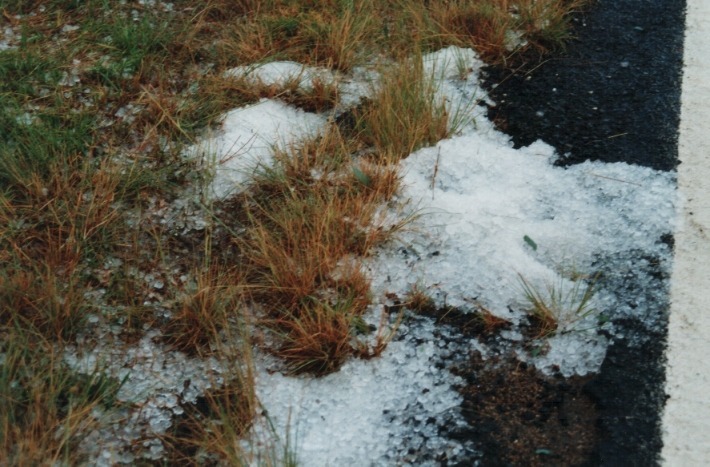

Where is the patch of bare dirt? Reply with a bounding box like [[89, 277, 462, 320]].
[[453, 355, 598, 466]]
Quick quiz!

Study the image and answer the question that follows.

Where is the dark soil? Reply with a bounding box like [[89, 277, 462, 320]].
[[453, 355, 598, 467], [442, 0, 685, 465]]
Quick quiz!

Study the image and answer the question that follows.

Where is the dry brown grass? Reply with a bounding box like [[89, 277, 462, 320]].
[[274, 299, 359, 374], [214, 72, 341, 114], [347, 54, 452, 159], [0, 0, 588, 460], [0, 156, 123, 341], [209, 0, 379, 72], [405, 285, 438, 313], [0, 335, 123, 466], [397, 0, 586, 63], [162, 357, 258, 464], [222, 126, 406, 373], [162, 267, 247, 356]]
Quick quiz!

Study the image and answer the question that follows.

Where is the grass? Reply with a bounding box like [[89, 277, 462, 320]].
[[404, 284, 512, 337], [399, 0, 586, 63], [0, 332, 125, 465], [228, 125, 406, 373], [162, 266, 244, 356], [518, 272, 599, 339], [0, 0, 588, 463], [346, 54, 452, 159], [221, 66, 342, 113], [162, 349, 258, 464]]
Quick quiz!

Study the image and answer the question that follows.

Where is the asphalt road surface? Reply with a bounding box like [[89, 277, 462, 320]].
[[480, 0, 709, 464]]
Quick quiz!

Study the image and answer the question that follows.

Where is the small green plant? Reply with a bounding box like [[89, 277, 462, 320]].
[[518, 272, 599, 338]]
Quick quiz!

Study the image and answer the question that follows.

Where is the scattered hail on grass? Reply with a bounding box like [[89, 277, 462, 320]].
[[178, 46, 674, 463], [2, 0, 674, 464]]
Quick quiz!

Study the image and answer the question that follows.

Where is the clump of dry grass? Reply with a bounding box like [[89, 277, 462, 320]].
[[210, 0, 379, 72], [0, 154, 124, 341], [397, 0, 586, 63], [194, 0, 585, 70], [162, 266, 246, 356], [405, 286, 438, 314], [0, 334, 125, 465], [518, 272, 599, 339], [347, 54, 452, 159], [225, 126, 405, 374]]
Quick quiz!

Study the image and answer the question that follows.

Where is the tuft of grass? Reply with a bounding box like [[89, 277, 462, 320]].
[[518, 272, 599, 339], [163, 267, 247, 356], [210, 0, 379, 72], [514, 0, 587, 52], [0, 334, 124, 465], [306, 1, 376, 72], [274, 298, 359, 374], [396, 0, 586, 63], [405, 286, 437, 314], [224, 126, 405, 374], [0, 153, 125, 341], [0, 266, 88, 342], [347, 54, 451, 159]]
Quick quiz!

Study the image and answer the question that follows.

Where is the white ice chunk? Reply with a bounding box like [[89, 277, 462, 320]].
[[190, 99, 327, 199], [423, 46, 484, 81], [249, 319, 469, 465], [225, 61, 337, 91], [368, 126, 676, 376]]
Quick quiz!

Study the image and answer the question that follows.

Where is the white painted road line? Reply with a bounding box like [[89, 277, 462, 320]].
[[662, 0, 710, 464]]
